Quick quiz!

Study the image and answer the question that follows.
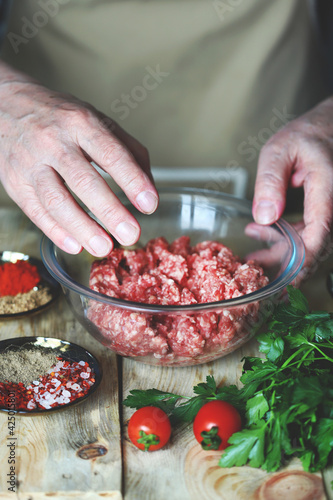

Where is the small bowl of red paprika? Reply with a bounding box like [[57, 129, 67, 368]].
[[0, 251, 61, 319]]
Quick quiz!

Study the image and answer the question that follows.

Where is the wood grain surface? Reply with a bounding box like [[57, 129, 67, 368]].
[[0, 207, 332, 500]]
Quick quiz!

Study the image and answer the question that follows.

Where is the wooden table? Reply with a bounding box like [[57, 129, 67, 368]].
[[0, 207, 332, 500]]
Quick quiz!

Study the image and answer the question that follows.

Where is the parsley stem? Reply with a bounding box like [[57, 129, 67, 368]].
[[308, 343, 333, 363], [280, 349, 305, 369], [315, 342, 333, 349], [295, 347, 314, 369], [284, 356, 329, 369], [279, 341, 333, 371]]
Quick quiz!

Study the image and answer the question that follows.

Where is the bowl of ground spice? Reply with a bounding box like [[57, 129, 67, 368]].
[[0, 337, 102, 413], [0, 251, 61, 319]]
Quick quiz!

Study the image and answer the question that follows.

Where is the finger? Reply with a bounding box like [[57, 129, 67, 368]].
[[34, 168, 116, 256], [107, 120, 153, 181], [252, 136, 295, 225], [245, 222, 283, 245], [76, 116, 159, 215], [82, 117, 153, 182], [245, 240, 290, 269], [299, 164, 333, 265], [35, 163, 142, 253], [12, 184, 85, 255], [245, 217, 308, 281]]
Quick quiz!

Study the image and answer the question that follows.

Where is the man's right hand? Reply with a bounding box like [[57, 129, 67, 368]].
[[0, 62, 158, 257]]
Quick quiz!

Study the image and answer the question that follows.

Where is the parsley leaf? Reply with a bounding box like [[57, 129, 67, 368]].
[[171, 397, 207, 425], [315, 318, 333, 340], [123, 388, 182, 414], [193, 375, 216, 396], [246, 392, 269, 425], [286, 285, 309, 314], [219, 422, 267, 468], [311, 418, 333, 471], [257, 333, 285, 362]]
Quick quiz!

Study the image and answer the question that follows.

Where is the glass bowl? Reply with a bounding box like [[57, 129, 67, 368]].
[[40, 188, 305, 366]]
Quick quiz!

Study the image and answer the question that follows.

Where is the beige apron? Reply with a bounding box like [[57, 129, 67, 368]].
[[0, 0, 329, 196]]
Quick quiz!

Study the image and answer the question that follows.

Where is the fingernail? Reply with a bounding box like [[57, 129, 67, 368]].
[[115, 221, 139, 245], [255, 201, 277, 225], [89, 235, 112, 256], [64, 236, 82, 254], [136, 191, 158, 214]]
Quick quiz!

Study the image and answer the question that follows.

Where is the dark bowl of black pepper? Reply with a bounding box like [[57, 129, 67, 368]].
[[0, 336, 102, 414]]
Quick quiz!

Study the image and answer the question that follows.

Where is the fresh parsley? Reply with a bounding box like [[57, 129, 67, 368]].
[[123, 286, 333, 473], [219, 285, 333, 473], [123, 374, 243, 425]]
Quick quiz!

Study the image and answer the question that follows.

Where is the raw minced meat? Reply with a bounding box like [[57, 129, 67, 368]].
[[88, 237, 269, 363]]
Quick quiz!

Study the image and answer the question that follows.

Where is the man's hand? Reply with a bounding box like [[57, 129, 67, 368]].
[[251, 97, 333, 273], [0, 62, 158, 257]]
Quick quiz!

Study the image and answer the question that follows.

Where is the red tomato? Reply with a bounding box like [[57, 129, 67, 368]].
[[193, 400, 242, 451], [128, 406, 172, 451]]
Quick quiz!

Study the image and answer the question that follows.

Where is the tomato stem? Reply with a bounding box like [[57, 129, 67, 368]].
[[137, 430, 160, 451], [200, 426, 222, 451]]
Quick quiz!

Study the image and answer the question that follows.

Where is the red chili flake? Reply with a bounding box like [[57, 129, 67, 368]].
[[0, 357, 96, 411], [0, 260, 41, 296]]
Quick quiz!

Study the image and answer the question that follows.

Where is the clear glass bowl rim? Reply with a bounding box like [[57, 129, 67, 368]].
[[40, 188, 305, 314]]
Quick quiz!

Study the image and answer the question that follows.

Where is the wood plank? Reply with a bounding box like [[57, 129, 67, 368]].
[[122, 337, 328, 500], [122, 251, 333, 500], [0, 304, 123, 498], [323, 467, 333, 500], [184, 452, 325, 500], [122, 339, 260, 500], [0, 208, 123, 498]]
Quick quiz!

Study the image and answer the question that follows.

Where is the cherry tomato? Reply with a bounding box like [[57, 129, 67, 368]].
[[193, 400, 242, 451], [128, 406, 172, 451]]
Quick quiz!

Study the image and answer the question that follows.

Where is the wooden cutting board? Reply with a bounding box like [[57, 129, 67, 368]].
[[0, 207, 332, 499]]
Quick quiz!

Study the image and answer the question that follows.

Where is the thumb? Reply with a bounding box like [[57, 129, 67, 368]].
[[252, 140, 293, 225]]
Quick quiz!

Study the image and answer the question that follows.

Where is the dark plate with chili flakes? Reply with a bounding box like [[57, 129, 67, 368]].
[[0, 251, 61, 320], [0, 337, 102, 414]]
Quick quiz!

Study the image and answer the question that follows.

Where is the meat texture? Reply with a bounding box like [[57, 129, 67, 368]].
[[88, 237, 269, 362]]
